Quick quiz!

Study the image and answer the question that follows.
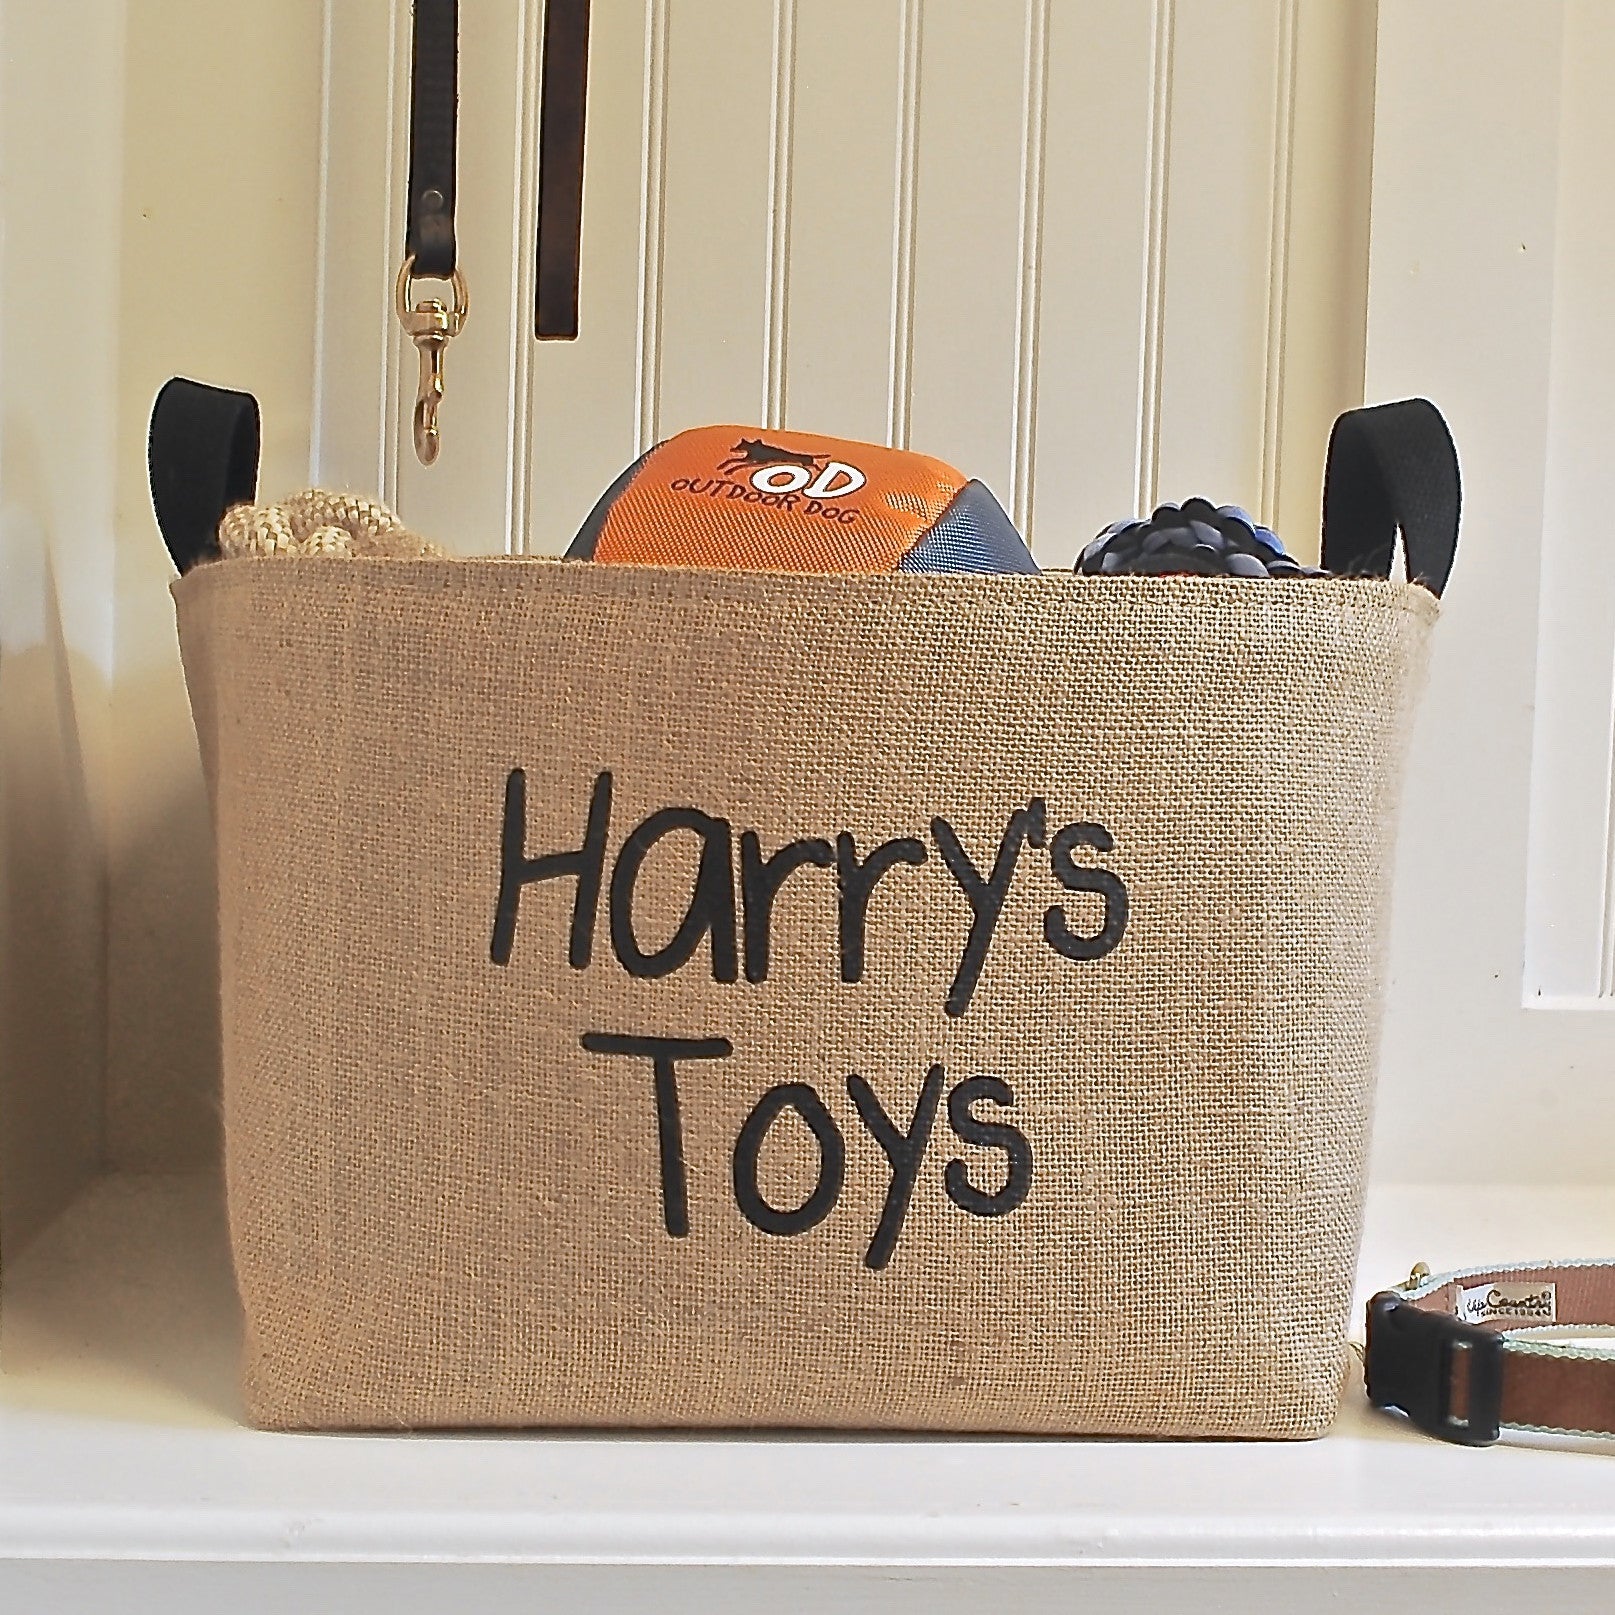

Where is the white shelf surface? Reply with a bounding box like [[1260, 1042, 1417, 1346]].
[[4, 1175, 1615, 1612]]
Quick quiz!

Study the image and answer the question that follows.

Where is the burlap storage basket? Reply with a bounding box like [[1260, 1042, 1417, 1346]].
[[173, 555, 1437, 1436]]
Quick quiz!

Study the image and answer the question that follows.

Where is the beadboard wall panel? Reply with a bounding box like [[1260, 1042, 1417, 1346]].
[[525, 0, 655, 548], [1274, 0, 1374, 556], [1030, 0, 1158, 561], [1152, 0, 1290, 529], [902, 0, 1035, 511], [390, 0, 537, 555], [319, 0, 1373, 567], [782, 0, 907, 449], [653, 1, 778, 439]]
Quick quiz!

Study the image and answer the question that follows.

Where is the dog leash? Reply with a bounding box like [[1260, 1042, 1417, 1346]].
[[396, 0, 467, 466], [535, 0, 592, 340]]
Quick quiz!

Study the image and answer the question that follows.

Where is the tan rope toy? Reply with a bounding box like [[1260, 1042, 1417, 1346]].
[[217, 489, 445, 560]]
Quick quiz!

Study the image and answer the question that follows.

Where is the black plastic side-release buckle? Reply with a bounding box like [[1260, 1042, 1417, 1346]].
[[1366, 1291, 1504, 1446]]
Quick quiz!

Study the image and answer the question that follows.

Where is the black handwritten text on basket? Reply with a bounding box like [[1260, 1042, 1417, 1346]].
[[578, 1034, 1032, 1271], [489, 768, 1130, 1009], [487, 768, 1126, 1271]]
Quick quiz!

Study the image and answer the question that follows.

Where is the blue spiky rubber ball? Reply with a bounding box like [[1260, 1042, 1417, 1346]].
[[1078, 498, 1327, 578]]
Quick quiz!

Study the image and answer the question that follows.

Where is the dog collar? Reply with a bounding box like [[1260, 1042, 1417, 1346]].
[[1366, 1261, 1615, 1445]]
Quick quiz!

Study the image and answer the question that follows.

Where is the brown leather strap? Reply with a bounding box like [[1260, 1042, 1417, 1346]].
[[1394, 1262, 1615, 1439], [1504, 1350, 1615, 1436]]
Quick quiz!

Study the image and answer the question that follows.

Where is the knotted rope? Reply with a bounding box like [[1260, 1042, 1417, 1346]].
[[217, 489, 445, 560]]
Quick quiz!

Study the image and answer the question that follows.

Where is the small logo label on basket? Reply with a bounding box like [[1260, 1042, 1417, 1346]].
[[1457, 1281, 1557, 1325]]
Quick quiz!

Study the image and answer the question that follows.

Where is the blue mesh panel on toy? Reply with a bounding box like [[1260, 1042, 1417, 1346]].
[[566, 448, 654, 560], [897, 480, 1039, 575]]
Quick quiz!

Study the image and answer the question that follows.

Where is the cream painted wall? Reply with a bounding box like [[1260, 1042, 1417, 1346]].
[[3, 0, 324, 1249], [1276, 0, 1376, 556], [106, 0, 324, 1170], [0, 1, 123, 1252]]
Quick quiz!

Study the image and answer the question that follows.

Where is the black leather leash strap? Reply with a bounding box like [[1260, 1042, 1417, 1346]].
[[407, 0, 460, 280], [535, 0, 591, 339], [1322, 397, 1460, 598], [148, 377, 261, 575]]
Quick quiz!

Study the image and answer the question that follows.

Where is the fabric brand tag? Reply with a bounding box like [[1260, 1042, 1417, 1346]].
[[1458, 1280, 1557, 1326]]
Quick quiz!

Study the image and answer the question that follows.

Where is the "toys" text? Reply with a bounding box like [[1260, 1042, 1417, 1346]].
[[578, 1033, 1031, 1270]]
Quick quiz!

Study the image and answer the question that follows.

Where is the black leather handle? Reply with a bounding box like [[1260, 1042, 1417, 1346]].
[[1322, 398, 1460, 598], [148, 377, 261, 575]]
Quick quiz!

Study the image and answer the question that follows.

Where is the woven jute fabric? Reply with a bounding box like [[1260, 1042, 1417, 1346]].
[[172, 555, 1436, 1435]]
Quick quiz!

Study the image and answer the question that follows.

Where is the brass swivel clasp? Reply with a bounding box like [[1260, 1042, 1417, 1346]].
[[395, 256, 469, 466]]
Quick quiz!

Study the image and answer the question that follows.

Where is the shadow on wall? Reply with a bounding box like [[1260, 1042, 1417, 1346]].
[[105, 521, 222, 1177], [0, 430, 107, 1258]]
